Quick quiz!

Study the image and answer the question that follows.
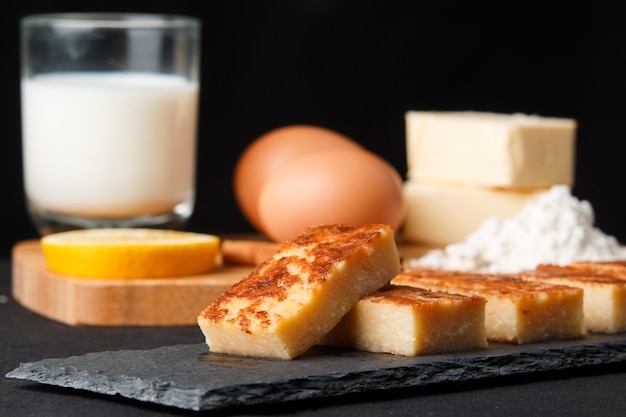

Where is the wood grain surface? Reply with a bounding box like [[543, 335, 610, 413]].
[[11, 240, 254, 326]]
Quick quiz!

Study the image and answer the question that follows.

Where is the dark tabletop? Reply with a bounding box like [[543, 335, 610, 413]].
[[2, 258, 626, 417]]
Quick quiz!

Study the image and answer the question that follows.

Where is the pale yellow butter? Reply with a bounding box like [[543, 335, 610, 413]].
[[401, 182, 548, 245], [405, 111, 576, 187]]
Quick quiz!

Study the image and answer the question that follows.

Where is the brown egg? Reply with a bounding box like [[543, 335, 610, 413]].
[[257, 148, 406, 243], [233, 125, 362, 232]]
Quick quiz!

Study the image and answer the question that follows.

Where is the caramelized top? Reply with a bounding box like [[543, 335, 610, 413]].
[[523, 264, 626, 284], [200, 224, 393, 333], [571, 260, 626, 270], [368, 285, 485, 306], [392, 269, 580, 298], [541, 262, 626, 280]]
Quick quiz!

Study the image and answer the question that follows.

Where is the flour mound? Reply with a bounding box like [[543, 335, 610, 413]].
[[408, 185, 626, 273]]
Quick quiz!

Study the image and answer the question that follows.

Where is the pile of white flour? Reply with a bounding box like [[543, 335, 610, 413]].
[[407, 185, 626, 273]]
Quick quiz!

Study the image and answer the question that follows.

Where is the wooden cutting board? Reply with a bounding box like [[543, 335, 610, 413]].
[[11, 239, 431, 327], [11, 240, 254, 326]]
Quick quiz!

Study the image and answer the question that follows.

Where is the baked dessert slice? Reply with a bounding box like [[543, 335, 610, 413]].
[[197, 224, 401, 360], [522, 264, 626, 333], [321, 285, 487, 356], [392, 269, 586, 344]]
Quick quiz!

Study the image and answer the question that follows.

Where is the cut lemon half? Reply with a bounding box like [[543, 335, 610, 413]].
[[41, 228, 221, 279]]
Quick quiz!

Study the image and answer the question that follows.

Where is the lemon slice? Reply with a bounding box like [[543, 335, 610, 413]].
[[41, 228, 221, 279]]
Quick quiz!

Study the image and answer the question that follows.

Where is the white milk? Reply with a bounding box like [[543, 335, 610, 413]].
[[21, 72, 199, 218]]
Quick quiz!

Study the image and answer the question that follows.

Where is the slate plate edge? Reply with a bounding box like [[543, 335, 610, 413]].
[[6, 335, 626, 411]]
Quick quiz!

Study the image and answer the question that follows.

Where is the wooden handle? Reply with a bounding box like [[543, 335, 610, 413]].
[[221, 239, 281, 265]]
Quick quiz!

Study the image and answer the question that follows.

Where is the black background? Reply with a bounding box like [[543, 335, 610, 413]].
[[2, 1, 625, 258]]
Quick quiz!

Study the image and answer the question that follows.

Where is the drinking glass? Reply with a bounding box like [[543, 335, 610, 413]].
[[20, 13, 201, 235]]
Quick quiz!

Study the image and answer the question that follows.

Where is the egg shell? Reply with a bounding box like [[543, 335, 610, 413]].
[[233, 125, 362, 232], [258, 148, 406, 243]]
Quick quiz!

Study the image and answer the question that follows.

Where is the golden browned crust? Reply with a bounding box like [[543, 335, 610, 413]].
[[392, 269, 578, 299], [369, 284, 485, 307], [538, 262, 626, 280], [322, 284, 488, 355], [198, 223, 401, 359], [200, 224, 393, 333], [391, 269, 586, 344], [515, 264, 626, 334], [522, 264, 626, 284]]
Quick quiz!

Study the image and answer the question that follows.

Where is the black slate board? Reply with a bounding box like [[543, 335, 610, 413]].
[[6, 334, 626, 411]]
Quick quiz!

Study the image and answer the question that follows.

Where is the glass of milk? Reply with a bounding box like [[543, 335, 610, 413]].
[[20, 13, 201, 235]]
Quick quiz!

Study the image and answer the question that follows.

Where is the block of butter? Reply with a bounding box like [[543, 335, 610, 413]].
[[401, 182, 548, 245], [405, 111, 576, 187]]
